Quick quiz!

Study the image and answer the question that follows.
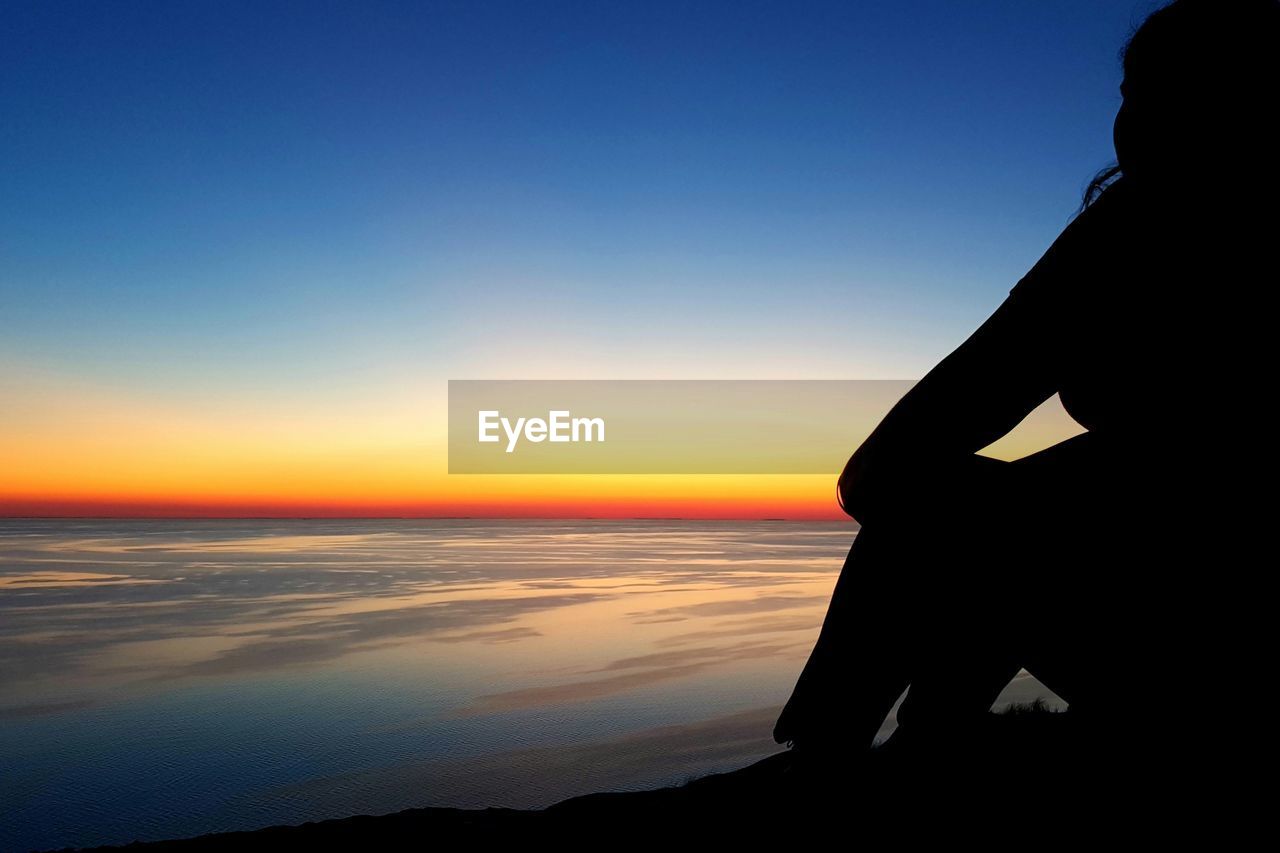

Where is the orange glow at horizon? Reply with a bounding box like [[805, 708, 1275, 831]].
[[0, 482, 851, 520], [0, 367, 1083, 520]]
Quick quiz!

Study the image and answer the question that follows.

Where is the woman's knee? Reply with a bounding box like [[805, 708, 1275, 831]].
[[856, 512, 1029, 579]]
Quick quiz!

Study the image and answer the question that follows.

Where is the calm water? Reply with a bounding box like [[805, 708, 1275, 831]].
[[0, 519, 1058, 850]]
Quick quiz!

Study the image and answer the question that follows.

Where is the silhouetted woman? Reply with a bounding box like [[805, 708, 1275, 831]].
[[772, 0, 1275, 795]]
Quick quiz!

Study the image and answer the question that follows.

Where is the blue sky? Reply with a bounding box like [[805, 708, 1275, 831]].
[[2, 0, 1152, 395]]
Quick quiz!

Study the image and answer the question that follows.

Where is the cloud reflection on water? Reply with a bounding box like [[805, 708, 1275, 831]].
[[1, 519, 850, 716]]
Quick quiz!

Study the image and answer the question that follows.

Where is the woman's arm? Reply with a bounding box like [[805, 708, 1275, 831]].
[[837, 184, 1127, 527], [837, 289, 1061, 527]]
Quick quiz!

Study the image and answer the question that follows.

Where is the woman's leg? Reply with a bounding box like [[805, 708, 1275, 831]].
[[773, 523, 914, 751], [882, 511, 1025, 745], [986, 432, 1115, 721], [891, 431, 1125, 741], [775, 432, 1110, 753], [773, 506, 1023, 751]]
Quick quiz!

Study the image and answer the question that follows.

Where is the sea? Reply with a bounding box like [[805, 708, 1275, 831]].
[[0, 519, 1060, 850]]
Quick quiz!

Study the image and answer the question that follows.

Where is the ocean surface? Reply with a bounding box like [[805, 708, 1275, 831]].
[[0, 519, 1060, 850]]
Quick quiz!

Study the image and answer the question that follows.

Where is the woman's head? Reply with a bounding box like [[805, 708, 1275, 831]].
[[1085, 0, 1279, 207]]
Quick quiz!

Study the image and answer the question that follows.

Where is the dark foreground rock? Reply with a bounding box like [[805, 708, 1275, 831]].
[[68, 706, 1239, 849]]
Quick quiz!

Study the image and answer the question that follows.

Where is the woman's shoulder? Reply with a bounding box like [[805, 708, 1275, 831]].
[[1007, 178, 1133, 303]]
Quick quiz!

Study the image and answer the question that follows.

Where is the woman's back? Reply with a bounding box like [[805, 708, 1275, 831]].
[[1006, 177, 1261, 463]]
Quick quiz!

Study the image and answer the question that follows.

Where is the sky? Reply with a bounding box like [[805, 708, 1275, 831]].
[[0, 0, 1154, 518]]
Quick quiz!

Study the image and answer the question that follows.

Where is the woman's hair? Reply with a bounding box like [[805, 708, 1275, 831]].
[[1081, 164, 1123, 211], [1080, 0, 1279, 212]]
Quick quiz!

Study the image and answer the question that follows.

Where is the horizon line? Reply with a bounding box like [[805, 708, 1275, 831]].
[[0, 514, 852, 523]]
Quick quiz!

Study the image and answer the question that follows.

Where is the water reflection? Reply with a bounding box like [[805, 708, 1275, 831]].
[[0, 519, 1059, 850]]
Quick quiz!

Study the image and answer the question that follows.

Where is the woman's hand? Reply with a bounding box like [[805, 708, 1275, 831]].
[[837, 439, 1015, 526]]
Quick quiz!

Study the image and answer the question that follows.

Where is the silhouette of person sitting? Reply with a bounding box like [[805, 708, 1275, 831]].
[[772, 0, 1275, 799]]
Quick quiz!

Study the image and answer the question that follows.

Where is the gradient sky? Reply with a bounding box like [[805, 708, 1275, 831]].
[[0, 0, 1148, 517]]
